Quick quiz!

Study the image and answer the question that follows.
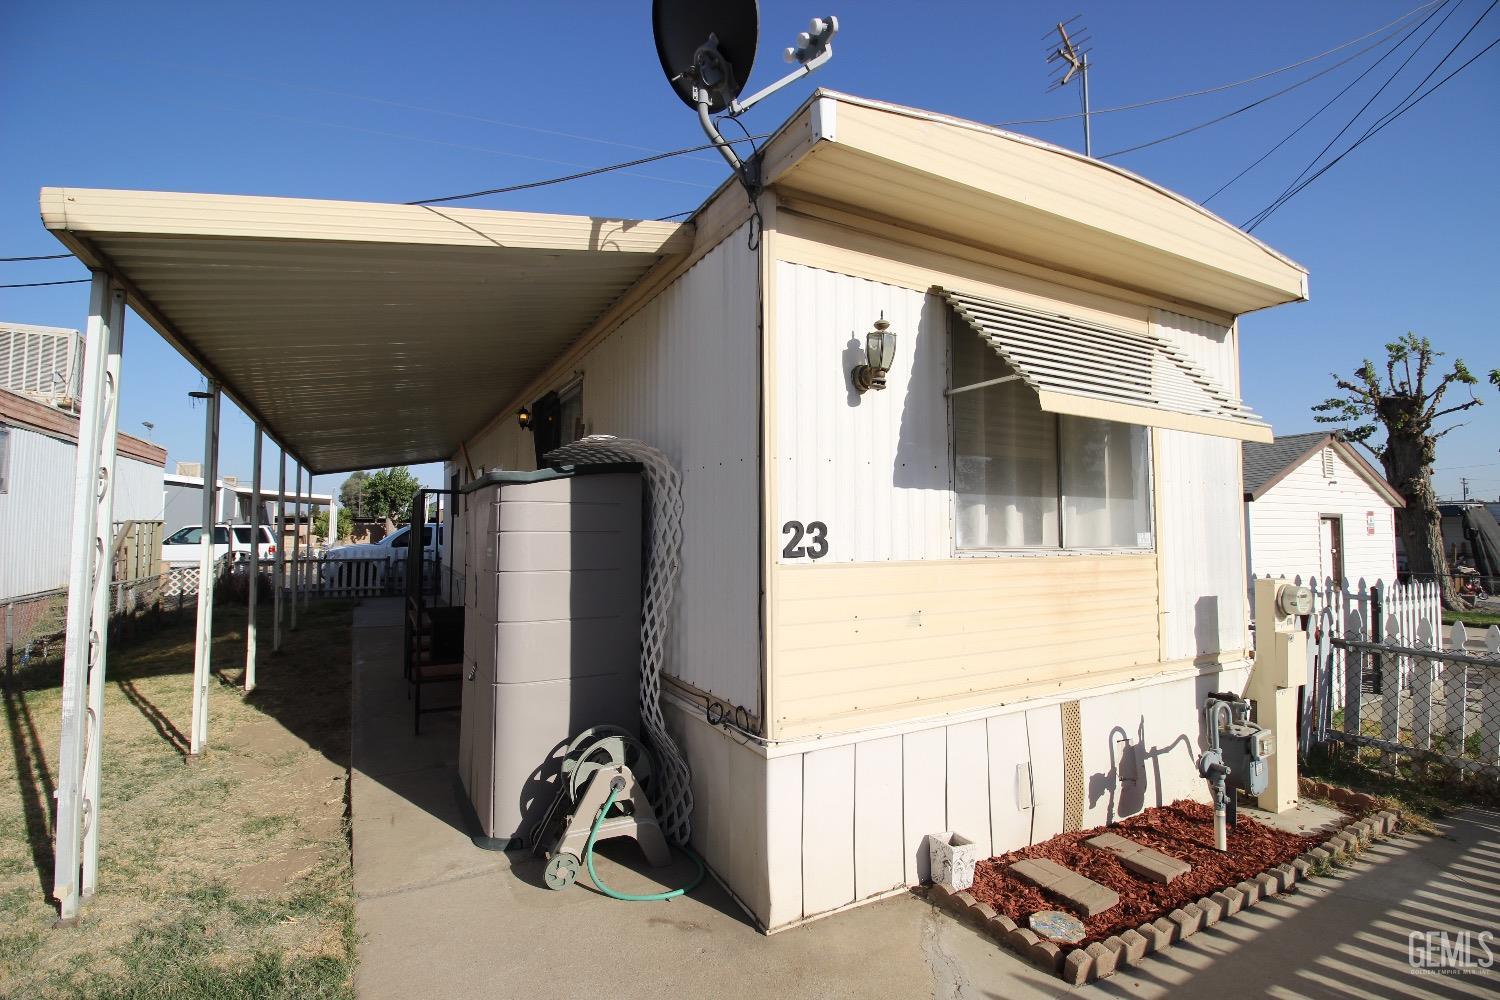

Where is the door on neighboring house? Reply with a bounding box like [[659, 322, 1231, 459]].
[[1320, 515, 1344, 584]]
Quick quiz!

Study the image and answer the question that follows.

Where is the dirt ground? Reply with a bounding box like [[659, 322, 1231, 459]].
[[0, 598, 356, 999]]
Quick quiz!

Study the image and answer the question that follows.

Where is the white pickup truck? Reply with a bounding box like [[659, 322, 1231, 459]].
[[162, 523, 277, 566], [321, 522, 444, 584]]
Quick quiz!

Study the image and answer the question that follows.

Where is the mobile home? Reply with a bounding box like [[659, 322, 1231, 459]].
[[40, 91, 1307, 931]]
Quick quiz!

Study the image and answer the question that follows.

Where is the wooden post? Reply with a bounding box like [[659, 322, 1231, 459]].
[[1442, 621, 1468, 756], [245, 426, 262, 692], [1410, 619, 1437, 751]]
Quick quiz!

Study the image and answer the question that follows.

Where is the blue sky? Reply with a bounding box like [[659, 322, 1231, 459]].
[[1, 0, 1495, 498]]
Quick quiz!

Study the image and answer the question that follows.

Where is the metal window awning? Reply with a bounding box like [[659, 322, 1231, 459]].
[[939, 287, 1272, 443]]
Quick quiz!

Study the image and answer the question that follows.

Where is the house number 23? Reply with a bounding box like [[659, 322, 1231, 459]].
[[782, 520, 829, 560]]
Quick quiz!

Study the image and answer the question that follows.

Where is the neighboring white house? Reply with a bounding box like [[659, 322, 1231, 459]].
[[0, 387, 166, 600], [1243, 431, 1403, 595], [40, 91, 1311, 931]]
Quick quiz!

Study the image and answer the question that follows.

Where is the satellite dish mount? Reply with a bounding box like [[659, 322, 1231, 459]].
[[653, 1, 839, 196]]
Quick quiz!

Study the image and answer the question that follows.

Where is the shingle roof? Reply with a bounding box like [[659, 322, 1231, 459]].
[[1242, 432, 1330, 496]]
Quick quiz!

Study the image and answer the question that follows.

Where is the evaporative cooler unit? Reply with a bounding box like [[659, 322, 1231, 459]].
[[457, 465, 643, 848]]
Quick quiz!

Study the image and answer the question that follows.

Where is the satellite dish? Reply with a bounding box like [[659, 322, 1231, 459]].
[[652, 0, 759, 113]]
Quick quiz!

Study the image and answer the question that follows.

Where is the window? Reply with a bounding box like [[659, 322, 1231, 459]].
[[167, 526, 202, 545], [951, 324, 1153, 551], [232, 526, 253, 544], [0, 425, 9, 494], [213, 526, 230, 544], [558, 380, 585, 447]]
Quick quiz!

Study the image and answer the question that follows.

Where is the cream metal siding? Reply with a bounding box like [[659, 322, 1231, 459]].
[[462, 224, 761, 710], [0, 423, 164, 600], [773, 262, 950, 563], [1248, 448, 1398, 587], [772, 555, 1161, 738]]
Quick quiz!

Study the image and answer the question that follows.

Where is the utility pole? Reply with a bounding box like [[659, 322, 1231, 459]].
[[1046, 17, 1094, 156], [1460, 477, 1471, 501]]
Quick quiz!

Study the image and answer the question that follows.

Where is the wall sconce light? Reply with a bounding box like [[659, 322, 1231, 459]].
[[851, 314, 898, 393], [516, 406, 533, 431]]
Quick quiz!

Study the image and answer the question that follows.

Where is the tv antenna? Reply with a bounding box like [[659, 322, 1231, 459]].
[[1045, 16, 1093, 156], [652, 0, 839, 195]]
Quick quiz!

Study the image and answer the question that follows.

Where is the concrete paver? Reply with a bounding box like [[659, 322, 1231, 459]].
[[348, 601, 1500, 999], [1010, 857, 1120, 916], [1086, 831, 1191, 884]]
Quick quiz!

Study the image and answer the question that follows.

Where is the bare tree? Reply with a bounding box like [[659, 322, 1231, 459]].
[[1313, 334, 1495, 610]]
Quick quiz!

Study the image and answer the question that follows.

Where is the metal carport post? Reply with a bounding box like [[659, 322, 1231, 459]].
[[273, 446, 286, 652], [188, 382, 220, 756], [245, 425, 262, 691], [52, 272, 125, 922]]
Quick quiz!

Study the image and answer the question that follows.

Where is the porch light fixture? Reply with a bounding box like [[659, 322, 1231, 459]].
[[851, 314, 897, 393], [516, 406, 532, 431]]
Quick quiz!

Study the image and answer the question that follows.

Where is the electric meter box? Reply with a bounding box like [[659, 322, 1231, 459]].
[[457, 464, 643, 846]]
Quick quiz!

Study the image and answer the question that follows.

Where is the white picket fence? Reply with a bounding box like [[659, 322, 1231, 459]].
[[1255, 574, 1442, 708]]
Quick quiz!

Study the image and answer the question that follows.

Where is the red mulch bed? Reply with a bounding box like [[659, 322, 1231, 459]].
[[967, 800, 1322, 948]]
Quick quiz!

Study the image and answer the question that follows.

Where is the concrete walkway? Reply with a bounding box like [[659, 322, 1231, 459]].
[[349, 602, 1499, 999]]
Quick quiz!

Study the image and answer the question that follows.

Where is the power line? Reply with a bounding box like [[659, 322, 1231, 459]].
[[0, 278, 91, 289], [1245, 0, 1479, 228], [1097, 27, 1410, 159], [1202, 0, 1455, 205], [408, 134, 771, 206], [996, 0, 1443, 127], [0, 253, 73, 263], [1246, 24, 1499, 228], [131, 57, 724, 166]]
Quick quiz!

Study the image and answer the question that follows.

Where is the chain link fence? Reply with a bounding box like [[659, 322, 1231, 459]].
[[1322, 611, 1500, 782], [2, 559, 234, 691]]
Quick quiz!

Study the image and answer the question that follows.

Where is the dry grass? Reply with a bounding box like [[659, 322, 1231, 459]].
[[0, 597, 356, 999]]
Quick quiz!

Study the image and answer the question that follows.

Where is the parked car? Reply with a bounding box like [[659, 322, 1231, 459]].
[[162, 523, 276, 566], [321, 522, 444, 585]]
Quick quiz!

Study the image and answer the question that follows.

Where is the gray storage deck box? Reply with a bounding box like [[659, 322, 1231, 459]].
[[457, 464, 643, 845]]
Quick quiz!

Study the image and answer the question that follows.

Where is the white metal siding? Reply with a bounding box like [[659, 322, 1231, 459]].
[[756, 666, 1227, 927], [1156, 429, 1247, 660], [773, 263, 950, 563], [1154, 310, 1235, 390], [1148, 309, 1249, 661], [1248, 449, 1398, 588], [463, 226, 762, 708], [0, 424, 164, 600]]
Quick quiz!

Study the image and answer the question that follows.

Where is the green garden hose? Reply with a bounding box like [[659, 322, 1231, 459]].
[[583, 783, 705, 901]]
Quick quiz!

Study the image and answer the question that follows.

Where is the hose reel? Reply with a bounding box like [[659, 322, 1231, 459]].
[[539, 726, 677, 893]]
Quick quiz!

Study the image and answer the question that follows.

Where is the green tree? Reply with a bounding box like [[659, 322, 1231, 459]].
[[339, 470, 371, 516], [1313, 334, 1494, 610], [360, 467, 423, 525], [314, 508, 354, 541]]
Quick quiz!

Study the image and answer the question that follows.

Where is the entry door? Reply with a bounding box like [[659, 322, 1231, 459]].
[[1320, 516, 1344, 584]]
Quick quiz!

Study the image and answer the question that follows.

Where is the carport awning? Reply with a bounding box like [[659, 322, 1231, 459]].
[[940, 287, 1272, 443], [40, 188, 694, 472]]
